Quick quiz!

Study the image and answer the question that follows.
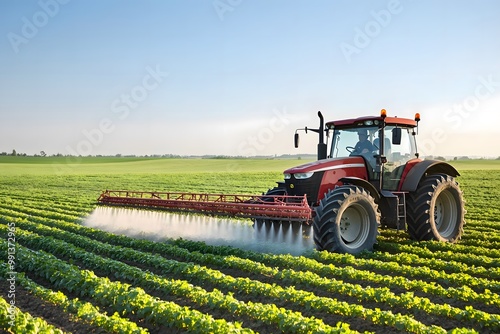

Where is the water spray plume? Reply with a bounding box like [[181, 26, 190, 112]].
[[85, 207, 314, 255]]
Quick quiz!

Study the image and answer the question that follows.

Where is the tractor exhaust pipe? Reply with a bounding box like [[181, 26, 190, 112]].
[[294, 111, 328, 160], [316, 111, 327, 160]]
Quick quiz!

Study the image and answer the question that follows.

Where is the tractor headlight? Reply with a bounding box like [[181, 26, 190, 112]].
[[294, 172, 314, 179], [283, 173, 291, 179]]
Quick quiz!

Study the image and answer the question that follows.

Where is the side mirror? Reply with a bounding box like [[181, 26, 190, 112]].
[[294, 133, 299, 148], [392, 127, 402, 145]]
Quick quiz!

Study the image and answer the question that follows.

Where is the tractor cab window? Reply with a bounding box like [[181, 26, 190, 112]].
[[330, 126, 378, 163], [380, 126, 418, 190], [382, 126, 417, 164]]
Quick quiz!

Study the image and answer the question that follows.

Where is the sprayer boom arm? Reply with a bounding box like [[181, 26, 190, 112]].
[[97, 190, 312, 222]]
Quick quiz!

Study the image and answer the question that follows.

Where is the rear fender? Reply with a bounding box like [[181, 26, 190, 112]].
[[339, 177, 380, 202], [400, 160, 460, 192]]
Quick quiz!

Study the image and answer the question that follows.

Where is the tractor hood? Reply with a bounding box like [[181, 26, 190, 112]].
[[284, 157, 366, 174], [283, 156, 368, 205]]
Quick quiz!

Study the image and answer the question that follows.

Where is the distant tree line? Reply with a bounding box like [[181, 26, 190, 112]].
[[0, 151, 316, 160], [0, 149, 27, 156], [3, 150, 497, 160]]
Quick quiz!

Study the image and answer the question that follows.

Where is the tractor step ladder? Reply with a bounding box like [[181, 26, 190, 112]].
[[395, 192, 407, 231]]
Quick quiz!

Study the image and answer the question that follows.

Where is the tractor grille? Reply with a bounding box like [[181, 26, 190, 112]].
[[285, 172, 324, 205]]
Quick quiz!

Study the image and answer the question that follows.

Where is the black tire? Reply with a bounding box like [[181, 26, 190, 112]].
[[313, 186, 380, 254], [261, 187, 287, 202], [406, 174, 465, 242]]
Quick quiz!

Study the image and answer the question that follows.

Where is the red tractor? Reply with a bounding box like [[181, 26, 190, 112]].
[[273, 109, 465, 253], [98, 109, 465, 255]]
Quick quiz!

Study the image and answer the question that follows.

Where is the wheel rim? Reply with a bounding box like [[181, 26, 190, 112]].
[[434, 189, 458, 239], [339, 203, 370, 249]]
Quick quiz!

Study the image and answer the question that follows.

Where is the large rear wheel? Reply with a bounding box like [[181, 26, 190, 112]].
[[406, 174, 465, 242], [313, 186, 379, 254]]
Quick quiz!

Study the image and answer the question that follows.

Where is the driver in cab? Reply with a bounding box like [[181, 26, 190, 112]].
[[353, 129, 375, 155]]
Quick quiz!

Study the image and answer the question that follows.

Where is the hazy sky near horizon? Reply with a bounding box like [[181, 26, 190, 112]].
[[1, 0, 499, 158]]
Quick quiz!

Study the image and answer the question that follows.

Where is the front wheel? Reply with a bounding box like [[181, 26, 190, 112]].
[[313, 186, 379, 254], [406, 174, 465, 242]]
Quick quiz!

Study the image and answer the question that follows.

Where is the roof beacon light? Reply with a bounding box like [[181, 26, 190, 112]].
[[381, 109, 387, 118], [414, 112, 421, 135]]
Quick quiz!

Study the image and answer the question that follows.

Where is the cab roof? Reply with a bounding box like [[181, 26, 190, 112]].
[[326, 115, 417, 128]]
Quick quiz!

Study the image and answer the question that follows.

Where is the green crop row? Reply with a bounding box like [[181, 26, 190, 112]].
[[1, 231, 357, 334], [0, 193, 500, 272], [0, 295, 65, 334], [166, 239, 500, 299], [377, 232, 500, 260], [0, 240, 254, 334], [168, 236, 500, 282], [3, 222, 490, 334], [0, 264, 148, 333], [5, 209, 500, 308], [0, 202, 79, 224], [5, 200, 89, 217], [164, 237, 500, 310], [376, 238, 500, 269], [462, 230, 500, 243], [356, 251, 499, 280], [466, 221, 500, 231], [307, 250, 500, 293], [3, 205, 498, 297], [0, 222, 435, 333]]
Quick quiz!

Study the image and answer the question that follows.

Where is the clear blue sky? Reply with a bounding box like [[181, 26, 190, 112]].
[[1, 0, 499, 157]]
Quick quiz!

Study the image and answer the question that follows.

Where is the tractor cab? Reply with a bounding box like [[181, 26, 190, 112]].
[[291, 110, 421, 204], [326, 110, 419, 191]]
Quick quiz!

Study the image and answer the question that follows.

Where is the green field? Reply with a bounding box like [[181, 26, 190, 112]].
[[0, 156, 311, 176], [1, 157, 499, 333], [1, 156, 498, 173]]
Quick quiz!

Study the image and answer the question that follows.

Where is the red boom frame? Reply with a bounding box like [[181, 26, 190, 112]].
[[97, 190, 312, 222]]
